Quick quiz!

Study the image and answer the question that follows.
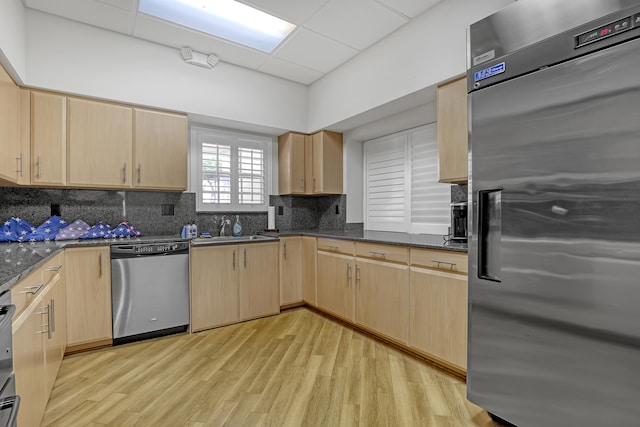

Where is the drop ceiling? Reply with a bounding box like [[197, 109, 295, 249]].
[[22, 0, 444, 85]]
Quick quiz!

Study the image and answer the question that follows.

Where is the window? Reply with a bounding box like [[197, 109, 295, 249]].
[[192, 126, 271, 212], [364, 124, 450, 234]]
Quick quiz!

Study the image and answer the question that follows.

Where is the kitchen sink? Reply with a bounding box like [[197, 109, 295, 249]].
[[190, 234, 278, 245]]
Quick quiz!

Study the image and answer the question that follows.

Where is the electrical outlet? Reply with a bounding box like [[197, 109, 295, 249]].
[[335, 205, 340, 215], [278, 206, 284, 215], [51, 204, 61, 217], [162, 204, 175, 216]]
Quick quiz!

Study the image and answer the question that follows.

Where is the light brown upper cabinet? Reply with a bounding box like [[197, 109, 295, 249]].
[[0, 65, 21, 183], [278, 130, 343, 195], [31, 91, 67, 186], [437, 76, 468, 184], [133, 108, 188, 191], [67, 97, 133, 188]]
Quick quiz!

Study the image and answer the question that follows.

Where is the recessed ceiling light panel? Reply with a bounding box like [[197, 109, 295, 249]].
[[139, 0, 296, 53]]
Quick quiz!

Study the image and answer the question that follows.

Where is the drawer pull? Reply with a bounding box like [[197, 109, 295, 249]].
[[45, 265, 62, 272], [21, 284, 44, 295], [432, 260, 457, 268], [326, 245, 339, 250], [368, 250, 386, 258]]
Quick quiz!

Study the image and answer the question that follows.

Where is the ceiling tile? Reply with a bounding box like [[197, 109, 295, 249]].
[[375, 0, 444, 19], [25, 0, 136, 34], [134, 14, 269, 70], [305, 0, 407, 50], [273, 28, 358, 73], [258, 57, 324, 85], [241, 0, 330, 25]]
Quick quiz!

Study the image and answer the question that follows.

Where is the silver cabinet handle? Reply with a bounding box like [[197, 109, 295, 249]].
[[283, 242, 287, 260], [123, 161, 127, 183], [233, 250, 236, 270], [368, 250, 386, 258], [326, 245, 338, 250], [37, 155, 41, 178], [244, 249, 247, 268], [45, 265, 62, 272], [50, 298, 56, 333], [137, 164, 141, 183], [347, 263, 352, 283], [98, 252, 102, 278], [21, 284, 44, 295], [16, 153, 23, 177], [37, 304, 52, 339], [301, 178, 304, 191], [356, 265, 361, 287], [432, 259, 457, 267], [312, 176, 316, 192]]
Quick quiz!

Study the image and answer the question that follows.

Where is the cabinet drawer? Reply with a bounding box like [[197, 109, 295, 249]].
[[42, 252, 64, 286], [317, 238, 355, 256], [410, 248, 468, 274], [355, 242, 409, 264], [11, 267, 43, 319]]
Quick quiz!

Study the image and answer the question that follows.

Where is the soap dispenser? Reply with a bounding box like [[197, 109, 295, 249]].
[[232, 215, 242, 237]]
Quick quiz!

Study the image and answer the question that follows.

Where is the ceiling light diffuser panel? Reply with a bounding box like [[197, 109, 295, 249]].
[[138, 0, 296, 52]]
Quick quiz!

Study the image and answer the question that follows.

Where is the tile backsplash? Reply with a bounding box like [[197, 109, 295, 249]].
[[0, 188, 349, 236]]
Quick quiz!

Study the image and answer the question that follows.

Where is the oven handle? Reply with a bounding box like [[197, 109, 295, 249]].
[[0, 395, 20, 427], [0, 305, 16, 333]]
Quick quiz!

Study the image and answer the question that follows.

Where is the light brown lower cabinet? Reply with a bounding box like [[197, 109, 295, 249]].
[[409, 267, 468, 370], [279, 236, 303, 306], [13, 252, 66, 427], [355, 258, 410, 344], [191, 242, 279, 332], [316, 251, 355, 322], [301, 236, 317, 306], [65, 246, 112, 352]]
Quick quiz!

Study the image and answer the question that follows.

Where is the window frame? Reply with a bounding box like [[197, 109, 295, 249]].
[[190, 126, 273, 213]]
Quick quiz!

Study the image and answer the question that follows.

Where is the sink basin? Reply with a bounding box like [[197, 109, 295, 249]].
[[190, 235, 277, 245]]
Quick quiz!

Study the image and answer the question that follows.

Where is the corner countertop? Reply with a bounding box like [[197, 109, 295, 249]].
[[277, 229, 468, 253], [1, 231, 466, 295]]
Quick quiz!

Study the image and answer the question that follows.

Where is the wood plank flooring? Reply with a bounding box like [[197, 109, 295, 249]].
[[42, 308, 501, 427]]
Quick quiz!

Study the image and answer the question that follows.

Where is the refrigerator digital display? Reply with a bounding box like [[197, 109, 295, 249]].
[[576, 16, 634, 48]]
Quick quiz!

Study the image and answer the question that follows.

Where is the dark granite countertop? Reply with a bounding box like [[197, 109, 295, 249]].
[[277, 229, 468, 253], [1, 231, 466, 295]]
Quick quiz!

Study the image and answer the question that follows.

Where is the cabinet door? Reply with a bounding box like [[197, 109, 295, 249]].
[[301, 236, 317, 306], [0, 65, 20, 183], [43, 266, 67, 395], [67, 98, 133, 188], [278, 132, 306, 195], [13, 300, 47, 427], [437, 76, 468, 184], [317, 252, 354, 322], [355, 258, 410, 344], [31, 91, 67, 186], [133, 108, 187, 190], [65, 246, 112, 349], [239, 242, 279, 321], [190, 245, 239, 331], [409, 267, 468, 370], [279, 237, 302, 306], [311, 130, 343, 194]]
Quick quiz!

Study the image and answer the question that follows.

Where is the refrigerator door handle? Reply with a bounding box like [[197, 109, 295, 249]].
[[478, 188, 502, 282]]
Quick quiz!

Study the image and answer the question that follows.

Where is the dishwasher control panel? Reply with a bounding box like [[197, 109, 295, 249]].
[[111, 241, 190, 258]]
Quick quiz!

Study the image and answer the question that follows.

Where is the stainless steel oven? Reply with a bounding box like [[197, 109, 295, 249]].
[[0, 291, 19, 427]]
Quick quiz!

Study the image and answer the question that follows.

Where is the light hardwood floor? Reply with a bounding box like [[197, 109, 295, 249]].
[[42, 308, 501, 427]]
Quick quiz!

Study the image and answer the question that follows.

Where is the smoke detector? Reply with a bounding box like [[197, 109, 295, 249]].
[[180, 47, 219, 69]]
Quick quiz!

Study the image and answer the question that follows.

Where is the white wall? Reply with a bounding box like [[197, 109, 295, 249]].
[[24, 10, 308, 134], [0, 0, 27, 82], [308, 0, 514, 132]]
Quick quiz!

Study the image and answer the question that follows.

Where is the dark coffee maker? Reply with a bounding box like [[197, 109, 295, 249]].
[[450, 202, 468, 242]]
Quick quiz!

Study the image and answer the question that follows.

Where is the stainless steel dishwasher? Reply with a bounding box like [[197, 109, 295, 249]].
[[111, 241, 190, 345]]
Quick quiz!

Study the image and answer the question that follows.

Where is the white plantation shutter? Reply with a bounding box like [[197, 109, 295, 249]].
[[192, 127, 271, 212], [364, 134, 410, 232], [364, 124, 451, 234], [410, 124, 451, 234]]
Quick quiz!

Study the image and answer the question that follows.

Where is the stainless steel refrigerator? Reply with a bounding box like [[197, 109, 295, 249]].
[[467, 1, 640, 426]]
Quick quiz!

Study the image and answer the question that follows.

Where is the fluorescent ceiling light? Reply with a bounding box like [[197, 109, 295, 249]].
[[138, 0, 296, 53]]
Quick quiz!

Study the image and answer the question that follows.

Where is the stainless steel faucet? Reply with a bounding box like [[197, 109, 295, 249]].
[[220, 216, 230, 236]]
